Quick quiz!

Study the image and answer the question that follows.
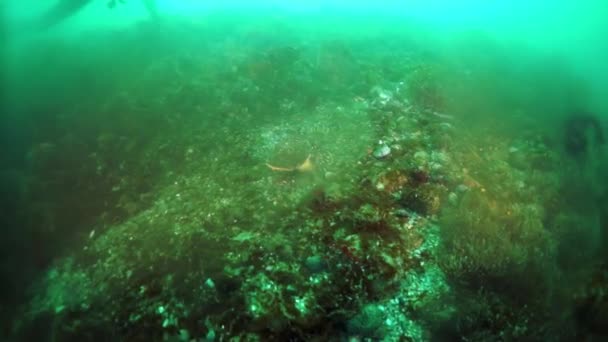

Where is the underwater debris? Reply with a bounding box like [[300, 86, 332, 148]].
[[266, 154, 314, 172]]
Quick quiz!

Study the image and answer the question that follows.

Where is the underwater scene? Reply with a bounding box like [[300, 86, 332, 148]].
[[1, 0, 608, 341]]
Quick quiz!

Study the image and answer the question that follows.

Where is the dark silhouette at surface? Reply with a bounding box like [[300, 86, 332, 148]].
[[35, 0, 92, 30], [34, 0, 158, 30]]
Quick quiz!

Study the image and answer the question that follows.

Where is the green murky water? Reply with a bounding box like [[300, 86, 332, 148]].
[[1, 1, 607, 340]]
